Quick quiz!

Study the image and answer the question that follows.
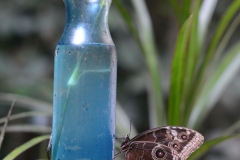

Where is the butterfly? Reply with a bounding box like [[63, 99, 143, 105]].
[[118, 126, 204, 160]]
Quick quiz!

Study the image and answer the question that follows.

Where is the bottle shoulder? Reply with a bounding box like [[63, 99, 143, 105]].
[[56, 42, 115, 48]]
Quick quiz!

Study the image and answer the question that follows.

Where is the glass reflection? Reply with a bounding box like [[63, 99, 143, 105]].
[[72, 27, 85, 44]]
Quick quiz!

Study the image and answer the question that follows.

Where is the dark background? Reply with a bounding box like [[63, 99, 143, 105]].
[[0, 0, 240, 159]]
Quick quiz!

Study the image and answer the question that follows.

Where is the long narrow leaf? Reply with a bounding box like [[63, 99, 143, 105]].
[[0, 111, 51, 125], [188, 41, 240, 128], [198, 0, 218, 43], [181, 0, 191, 24], [3, 135, 50, 160], [130, 0, 165, 127], [0, 93, 52, 112], [168, 17, 192, 125], [113, 0, 164, 127], [169, 0, 181, 24], [182, 0, 202, 125], [0, 100, 15, 149], [211, 12, 240, 68], [204, 0, 240, 66], [113, 0, 143, 52], [222, 119, 240, 136], [183, 0, 218, 123], [0, 125, 51, 133], [182, 0, 218, 125], [185, 0, 240, 125], [188, 134, 240, 160]]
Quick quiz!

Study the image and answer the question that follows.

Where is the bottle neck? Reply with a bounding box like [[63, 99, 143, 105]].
[[59, 0, 113, 45]]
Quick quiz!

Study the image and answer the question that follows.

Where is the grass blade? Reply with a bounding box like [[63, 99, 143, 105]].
[[169, 0, 181, 24], [185, 0, 240, 126], [181, 0, 191, 24], [211, 12, 240, 68], [129, 0, 165, 127], [0, 111, 51, 125], [169, 0, 194, 25], [0, 100, 15, 149], [204, 0, 240, 66], [188, 41, 240, 128], [3, 135, 50, 160], [188, 134, 240, 160], [222, 119, 240, 135], [168, 17, 192, 125], [113, 0, 142, 51], [181, 0, 201, 125], [0, 125, 51, 133], [198, 0, 218, 43], [113, 0, 165, 127], [0, 93, 52, 112]]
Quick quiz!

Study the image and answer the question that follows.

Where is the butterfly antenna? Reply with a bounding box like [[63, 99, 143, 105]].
[[127, 119, 132, 137], [115, 136, 125, 140], [113, 151, 122, 160]]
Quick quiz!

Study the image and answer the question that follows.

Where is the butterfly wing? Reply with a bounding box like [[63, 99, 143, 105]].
[[127, 126, 204, 159], [125, 141, 178, 160]]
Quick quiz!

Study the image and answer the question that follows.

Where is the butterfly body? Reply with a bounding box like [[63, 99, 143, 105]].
[[120, 126, 204, 160]]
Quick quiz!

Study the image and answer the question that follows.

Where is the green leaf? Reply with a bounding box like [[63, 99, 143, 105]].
[[113, 0, 142, 51], [188, 41, 240, 128], [222, 119, 240, 135], [3, 135, 50, 160], [181, 0, 191, 24], [169, 0, 195, 25], [181, 0, 202, 125], [188, 1, 240, 116], [136, 0, 165, 127], [0, 101, 15, 149], [0, 111, 51, 125], [205, 0, 240, 66], [168, 17, 192, 125], [0, 125, 51, 133], [0, 93, 52, 112], [115, 0, 165, 127], [188, 134, 240, 160], [169, 0, 181, 24], [198, 0, 218, 42], [211, 12, 240, 68]]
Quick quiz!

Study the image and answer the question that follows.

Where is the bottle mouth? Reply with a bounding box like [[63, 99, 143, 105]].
[[87, 0, 101, 2], [60, 0, 113, 45], [85, 0, 111, 5]]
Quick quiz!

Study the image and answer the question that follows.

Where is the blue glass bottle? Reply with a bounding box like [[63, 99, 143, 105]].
[[51, 0, 116, 159]]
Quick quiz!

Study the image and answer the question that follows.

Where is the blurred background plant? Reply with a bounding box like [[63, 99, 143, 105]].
[[0, 0, 240, 159]]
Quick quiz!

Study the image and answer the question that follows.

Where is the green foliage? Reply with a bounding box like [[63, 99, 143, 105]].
[[188, 134, 240, 160], [0, 94, 52, 159], [0, 101, 14, 149], [3, 135, 49, 160], [1, 0, 240, 159], [113, 0, 240, 159], [168, 17, 192, 125], [114, 0, 165, 127]]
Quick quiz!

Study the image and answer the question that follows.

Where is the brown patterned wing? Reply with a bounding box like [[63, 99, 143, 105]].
[[127, 126, 204, 159], [125, 142, 178, 160], [130, 127, 171, 143]]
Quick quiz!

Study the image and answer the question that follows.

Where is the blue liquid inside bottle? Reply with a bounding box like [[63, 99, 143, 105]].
[[51, 0, 116, 159], [52, 43, 116, 159]]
